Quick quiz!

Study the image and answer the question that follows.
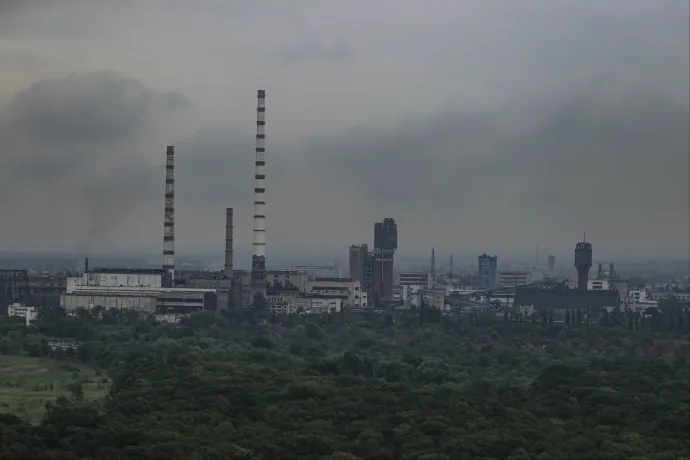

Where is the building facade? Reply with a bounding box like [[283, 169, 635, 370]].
[[478, 254, 498, 290], [7, 303, 38, 325], [498, 270, 532, 288]]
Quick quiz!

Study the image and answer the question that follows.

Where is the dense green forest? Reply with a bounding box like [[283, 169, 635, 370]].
[[1, 306, 689, 459]]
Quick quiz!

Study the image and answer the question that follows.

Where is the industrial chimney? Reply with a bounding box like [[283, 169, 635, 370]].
[[574, 240, 592, 290], [251, 90, 267, 295], [162, 145, 175, 283], [224, 208, 234, 279]]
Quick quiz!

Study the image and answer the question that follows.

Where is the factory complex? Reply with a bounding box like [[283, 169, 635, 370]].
[[2, 90, 686, 325], [53, 90, 371, 321]]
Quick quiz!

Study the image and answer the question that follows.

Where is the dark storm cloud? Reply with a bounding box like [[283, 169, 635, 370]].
[[0, 71, 188, 249], [0, 0, 687, 256], [299, 86, 688, 244], [8, 71, 187, 144]]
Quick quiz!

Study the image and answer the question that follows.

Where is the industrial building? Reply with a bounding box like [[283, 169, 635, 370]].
[[398, 272, 429, 286], [260, 275, 367, 314], [61, 268, 217, 318], [307, 278, 368, 308], [7, 303, 38, 325], [478, 254, 498, 290], [499, 270, 532, 288], [513, 281, 619, 317], [1, 269, 30, 311]]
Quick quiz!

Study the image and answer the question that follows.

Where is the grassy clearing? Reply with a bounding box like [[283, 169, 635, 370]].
[[0, 355, 109, 423]]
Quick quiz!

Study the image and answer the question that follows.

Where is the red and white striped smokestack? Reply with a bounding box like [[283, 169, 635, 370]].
[[163, 145, 175, 281], [251, 90, 267, 287]]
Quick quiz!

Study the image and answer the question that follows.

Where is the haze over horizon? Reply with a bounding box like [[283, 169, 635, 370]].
[[1, 0, 688, 260]]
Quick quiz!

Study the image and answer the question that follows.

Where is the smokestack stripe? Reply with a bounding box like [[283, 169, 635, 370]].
[[162, 146, 175, 280], [252, 90, 267, 257]]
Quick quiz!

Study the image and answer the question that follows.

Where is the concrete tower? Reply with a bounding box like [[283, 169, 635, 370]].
[[251, 90, 267, 296], [224, 208, 234, 280], [162, 145, 175, 284], [574, 240, 592, 290]]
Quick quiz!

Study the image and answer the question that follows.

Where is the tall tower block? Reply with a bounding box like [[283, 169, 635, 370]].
[[574, 240, 592, 290], [162, 145, 175, 284], [251, 90, 267, 295], [372, 218, 397, 304]]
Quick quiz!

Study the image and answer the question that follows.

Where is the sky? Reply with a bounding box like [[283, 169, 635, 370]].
[[0, 0, 688, 266]]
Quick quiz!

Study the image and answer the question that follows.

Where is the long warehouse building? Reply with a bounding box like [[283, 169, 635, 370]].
[[60, 268, 217, 318]]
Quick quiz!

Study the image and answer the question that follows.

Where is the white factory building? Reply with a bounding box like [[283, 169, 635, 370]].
[[61, 268, 217, 319], [261, 276, 367, 314]]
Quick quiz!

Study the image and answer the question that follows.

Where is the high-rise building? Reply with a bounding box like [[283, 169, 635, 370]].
[[478, 253, 498, 290], [372, 218, 397, 305], [547, 254, 556, 279], [349, 244, 367, 284]]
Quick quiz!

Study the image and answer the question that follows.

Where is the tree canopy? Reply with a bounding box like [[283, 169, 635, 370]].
[[0, 306, 689, 459]]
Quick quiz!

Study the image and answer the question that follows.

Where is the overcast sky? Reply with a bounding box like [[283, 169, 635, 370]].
[[0, 0, 687, 265]]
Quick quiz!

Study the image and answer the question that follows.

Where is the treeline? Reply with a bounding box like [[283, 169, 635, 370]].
[[0, 307, 689, 459]]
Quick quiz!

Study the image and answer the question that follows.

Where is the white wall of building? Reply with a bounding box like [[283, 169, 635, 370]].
[[296, 296, 342, 313], [61, 294, 157, 312], [307, 279, 366, 307], [401, 284, 424, 308], [499, 271, 532, 288], [7, 303, 38, 325], [588, 279, 611, 291]]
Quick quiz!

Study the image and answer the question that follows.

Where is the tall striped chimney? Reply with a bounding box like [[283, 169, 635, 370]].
[[251, 90, 267, 291], [163, 145, 175, 283], [224, 208, 234, 279]]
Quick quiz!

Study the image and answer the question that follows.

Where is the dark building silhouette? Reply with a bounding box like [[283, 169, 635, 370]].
[[373, 218, 397, 305], [547, 254, 556, 278], [574, 240, 593, 290], [349, 244, 366, 284], [478, 253, 498, 290], [0, 269, 30, 310], [514, 281, 618, 312]]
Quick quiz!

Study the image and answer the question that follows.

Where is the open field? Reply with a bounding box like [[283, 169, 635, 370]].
[[0, 355, 109, 423]]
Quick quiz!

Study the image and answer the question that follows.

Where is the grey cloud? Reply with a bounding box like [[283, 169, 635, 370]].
[[276, 40, 352, 64], [0, 71, 187, 251], [8, 71, 187, 144], [297, 86, 688, 252], [0, 0, 687, 259]]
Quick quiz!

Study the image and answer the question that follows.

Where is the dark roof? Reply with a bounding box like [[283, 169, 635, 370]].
[[514, 285, 618, 309], [92, 268, 165, 275]]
